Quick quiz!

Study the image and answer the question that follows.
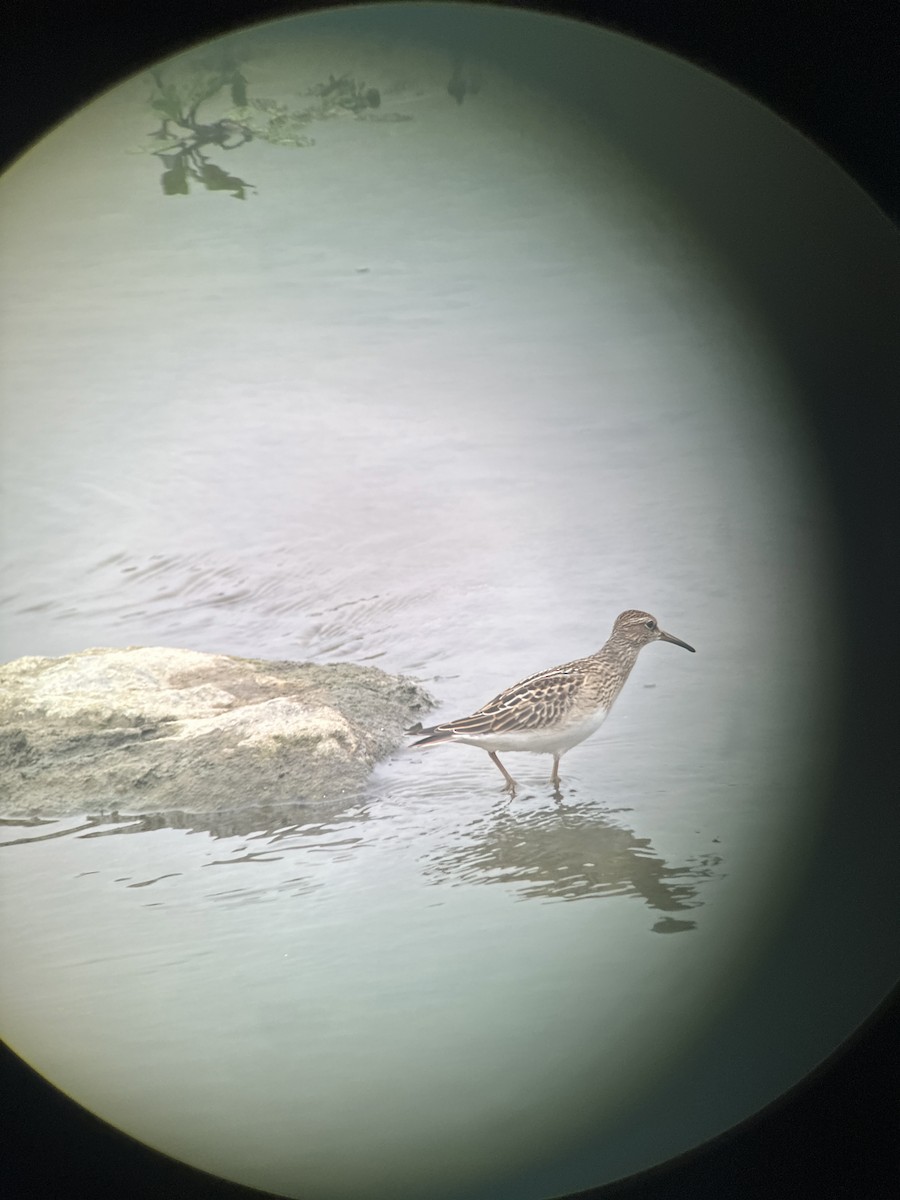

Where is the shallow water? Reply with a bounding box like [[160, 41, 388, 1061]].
[[0, 10, 834, 1200]]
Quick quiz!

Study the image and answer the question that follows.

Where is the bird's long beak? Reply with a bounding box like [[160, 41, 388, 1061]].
[[659, 629, 696, 653]]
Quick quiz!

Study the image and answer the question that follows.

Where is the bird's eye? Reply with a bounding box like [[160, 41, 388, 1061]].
[[645, 620, 656, 630]]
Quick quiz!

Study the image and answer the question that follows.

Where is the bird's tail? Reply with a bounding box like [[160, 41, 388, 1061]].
[[405, 721, 454, 747]]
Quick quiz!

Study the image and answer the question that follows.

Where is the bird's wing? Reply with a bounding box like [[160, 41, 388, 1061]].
[[441, 662, 588, 736]]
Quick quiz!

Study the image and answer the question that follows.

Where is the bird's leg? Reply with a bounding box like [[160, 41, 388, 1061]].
[[550, 754, 561, 789], [488, 751, 517, 795]]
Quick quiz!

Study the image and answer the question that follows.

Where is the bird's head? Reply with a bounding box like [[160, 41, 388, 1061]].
[[613, 610, 695, 653]]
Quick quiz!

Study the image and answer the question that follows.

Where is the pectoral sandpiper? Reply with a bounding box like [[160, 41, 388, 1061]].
[[407, 610, 695, 795]]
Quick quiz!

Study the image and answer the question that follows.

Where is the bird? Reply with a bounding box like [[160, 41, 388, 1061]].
[[407, 610, 695, 795]]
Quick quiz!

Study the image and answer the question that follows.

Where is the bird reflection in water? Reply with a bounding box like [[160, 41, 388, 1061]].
[[420, 799, 721, 928]]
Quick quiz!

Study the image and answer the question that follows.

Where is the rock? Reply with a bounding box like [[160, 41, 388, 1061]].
[[0, 647, 434, 827]]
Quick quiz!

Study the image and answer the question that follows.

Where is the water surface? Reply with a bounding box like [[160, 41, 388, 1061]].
[[0, 9, 833, 1199]]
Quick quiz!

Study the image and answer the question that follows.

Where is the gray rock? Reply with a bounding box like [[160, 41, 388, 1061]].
[[0, 646, 434, 828]]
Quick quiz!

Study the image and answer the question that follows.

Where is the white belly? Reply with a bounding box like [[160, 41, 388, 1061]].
[[453, 708, 609, 756]]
